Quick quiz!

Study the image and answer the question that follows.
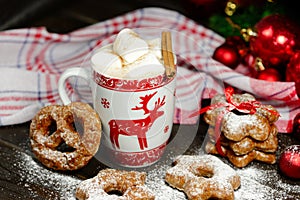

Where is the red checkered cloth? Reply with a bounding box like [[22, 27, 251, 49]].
[[0, 7, 299, 133]]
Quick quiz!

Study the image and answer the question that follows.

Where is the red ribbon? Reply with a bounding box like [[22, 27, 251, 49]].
[[190, 87, 280, 157]]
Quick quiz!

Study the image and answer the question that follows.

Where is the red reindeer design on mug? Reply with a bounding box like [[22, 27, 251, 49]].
[[109, 91, 166, 150]]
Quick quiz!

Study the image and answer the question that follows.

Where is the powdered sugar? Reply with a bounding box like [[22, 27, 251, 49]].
[[9, 134, 299, 200], [235, 165, 300, 200], [13, 147, 300, 200], [146, 162, 187, 199], [14, 150, 81, 200], [145, 148, 300, 200]]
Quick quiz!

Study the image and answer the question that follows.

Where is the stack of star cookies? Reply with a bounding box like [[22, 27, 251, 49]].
[[204, 92, 280, 168]]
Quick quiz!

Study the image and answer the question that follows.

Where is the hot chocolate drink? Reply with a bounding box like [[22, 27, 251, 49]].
[[58, 28, 177, 168]]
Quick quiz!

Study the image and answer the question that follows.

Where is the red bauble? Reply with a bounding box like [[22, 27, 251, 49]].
[[249, 14, 299, 68], [256, 68, 282, 82], [292, 113, 300, 141], [286, 50, 300, 96], [213, 43, 240, 69], [225, 36, 248, 58], [279, 145, 300, 179]]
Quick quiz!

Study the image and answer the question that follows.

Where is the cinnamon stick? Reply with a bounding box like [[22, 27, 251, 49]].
[[161, 31, 175, 78]]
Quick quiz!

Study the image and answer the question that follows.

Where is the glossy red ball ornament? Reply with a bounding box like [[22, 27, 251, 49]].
[[292, 113, 300, 141], [225, 36, 245, 47], [256, 68, 282, 82], [286, 50, 300, 97], [225, 36, 248, 58], [213, 43, 240, 69], [279, 145, 300, 179], [249, 14, 299, 68]]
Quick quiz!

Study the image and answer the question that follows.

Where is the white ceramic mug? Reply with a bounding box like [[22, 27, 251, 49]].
[[58, 45, 176, 168]]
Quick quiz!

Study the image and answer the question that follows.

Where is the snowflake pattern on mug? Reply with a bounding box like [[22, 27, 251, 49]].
[[164, 125, 169, 133], [101, 98, 110, 108]]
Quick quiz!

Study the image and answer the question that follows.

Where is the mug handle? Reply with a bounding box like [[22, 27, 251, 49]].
[[58, 67, 90, 105]]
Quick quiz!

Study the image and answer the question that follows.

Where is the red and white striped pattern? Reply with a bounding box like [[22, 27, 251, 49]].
[[0, 7, 298, 133]]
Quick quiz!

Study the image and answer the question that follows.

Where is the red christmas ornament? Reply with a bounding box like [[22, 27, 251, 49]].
[[286, 50, 300, 97], [213, 44, 240, 69], [242, 53, 259, 77], [249, 14, 299, 69], [279, 145, 300, 179], [292, 113, 300, 141], [225, 36, 248, 58], [256, 68, 282, 82], [213, 39, 241, 69]]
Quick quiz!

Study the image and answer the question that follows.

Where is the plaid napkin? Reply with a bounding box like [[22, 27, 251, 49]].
[[0, 7, 299, 133]]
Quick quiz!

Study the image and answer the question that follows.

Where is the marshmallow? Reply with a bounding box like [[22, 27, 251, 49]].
[[113, 28, 149, 64], [124, 52, 165, 79], [91, 45, 123, 74], [91, 28, 167, 78], [147, 38, 162, 60]]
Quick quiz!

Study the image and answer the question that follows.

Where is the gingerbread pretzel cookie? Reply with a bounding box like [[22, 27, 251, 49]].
[[165, 155, 241, 200], [30, 102, 102, 170], [76, 168, 155, 200]]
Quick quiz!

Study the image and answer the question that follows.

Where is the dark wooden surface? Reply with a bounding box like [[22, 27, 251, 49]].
[[2, 0, 192, 33], [1, 106, 300, 199], [1, 0, 300, 199]]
